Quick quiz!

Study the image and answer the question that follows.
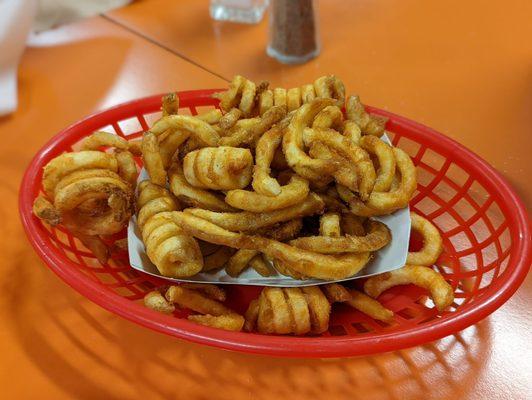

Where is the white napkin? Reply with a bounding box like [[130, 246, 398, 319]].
[[0, 0, 37, 116]]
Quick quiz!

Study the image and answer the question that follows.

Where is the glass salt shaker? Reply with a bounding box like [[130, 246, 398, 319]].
[[210, 0, 269, 24], [267, 0, 320, 64]]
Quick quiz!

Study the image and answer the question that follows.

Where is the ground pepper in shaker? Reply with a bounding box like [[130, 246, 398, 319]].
[[267, 0, 320, 64]]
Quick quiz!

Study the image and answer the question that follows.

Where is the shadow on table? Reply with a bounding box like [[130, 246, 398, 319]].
[[6, 246, 489, 400]]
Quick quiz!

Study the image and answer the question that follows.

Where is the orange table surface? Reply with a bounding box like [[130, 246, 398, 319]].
[[106, 0, 532, 210], [0, 5, 530, 400]]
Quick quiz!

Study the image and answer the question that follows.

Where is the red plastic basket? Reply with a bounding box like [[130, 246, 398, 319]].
[[19, 89, 530, 358]]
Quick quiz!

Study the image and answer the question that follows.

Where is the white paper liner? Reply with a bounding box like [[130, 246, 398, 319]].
[[128, 135, 410, 287]]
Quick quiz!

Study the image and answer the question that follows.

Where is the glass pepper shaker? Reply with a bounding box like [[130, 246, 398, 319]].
[[267, 0, 320, 64]]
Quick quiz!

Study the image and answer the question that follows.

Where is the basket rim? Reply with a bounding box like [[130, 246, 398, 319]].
[[18, 90, 531, 358]]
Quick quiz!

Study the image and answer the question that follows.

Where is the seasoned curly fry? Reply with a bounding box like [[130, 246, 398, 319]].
[[313, 75, 345, 107], [345, 289, 394, 322], [312, 105, 343, 130], [263, 218, 303, 241], [81, 131, 129, 151], [342, 120, 362, 145], [136, 181, 174, 209], [219, 106, 286, 147], [319, 213, 341, 237], [290, 220, 391, 254], [183, 146, 253, 190], [53, 171, 133, 236], [162, 92, 179, 116], [252, 125, 284, 196], [226, 219, 303, 277], [212, 75, 246, 112], [180, 283, 226, 302], [138, 180, 202, 278], [219, 108, 243, 130], [283, 98, 338, 180], [308, 141, 358, 194], [33, 195, 61, 226], [172, 211, 371, 280], [165, 286, 244, 331], [115, 150, 138, 186], [314, 193, 345, 214], [407, 212, 443, 266], [286, 87, 302, 111], [137, 196, 177, 228], [126, 138, 142, 155], [184, 192, 324, 232], [346, 95, 388, 137], [196, 109, 223, 124], [360, 135, 396, 192], [225, 249, 258, 277], [149, 115, 220, 146], [225, 175, 309, 212], [142, 132, 166, 186], [144, 290, 175, 314], [42, 151, 118, 197], [259, 89, 274, 116], [338, 148, 417, 216], [188, 314, 245, 331], [303, 127, 376, 200], [364, 265, 454, 311], [168, 162, 236, 212], [249, 254, 275, 276], [254, 286, 330, 335], [273, 87, 287, 109], [226, 219, 302, 277], [166, 286, 233, 315], [323, 283, 352, 302], [300, 84, 315, 103], [159, 130, 190, 168]]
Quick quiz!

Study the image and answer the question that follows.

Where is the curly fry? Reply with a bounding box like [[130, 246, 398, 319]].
[[346, 95, 387, 137], [144, 290, 175, 314], [180, 283, 226, 302], [81, 131, 129, 151], [115, 150, 138, 186], [218, 108, 243, 130], [183, 146, 253, 190], [364, 265, 454, 312], [42, 151, 118, 197], [252, 125, 284, 196], [172, 211, 371, 280], [407, 212, 443, 266], [249, 254, 275, 276], [162, 92, 179, 116], [283, 98, 338, 180], [149, 115, 220, 146], [168, 162, 236, 212], [290, 220, 391, 253], [359, 135, 396, 192], [184, 192, 324, 232], [345, 289, 394, 322], [188, 314, 245, 331], [303, 127, 376, 200], [33, 195, 61, 226], [142, 132, 166, 186], [225, 175, 309, 212], [323, 283, 351, 303]]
